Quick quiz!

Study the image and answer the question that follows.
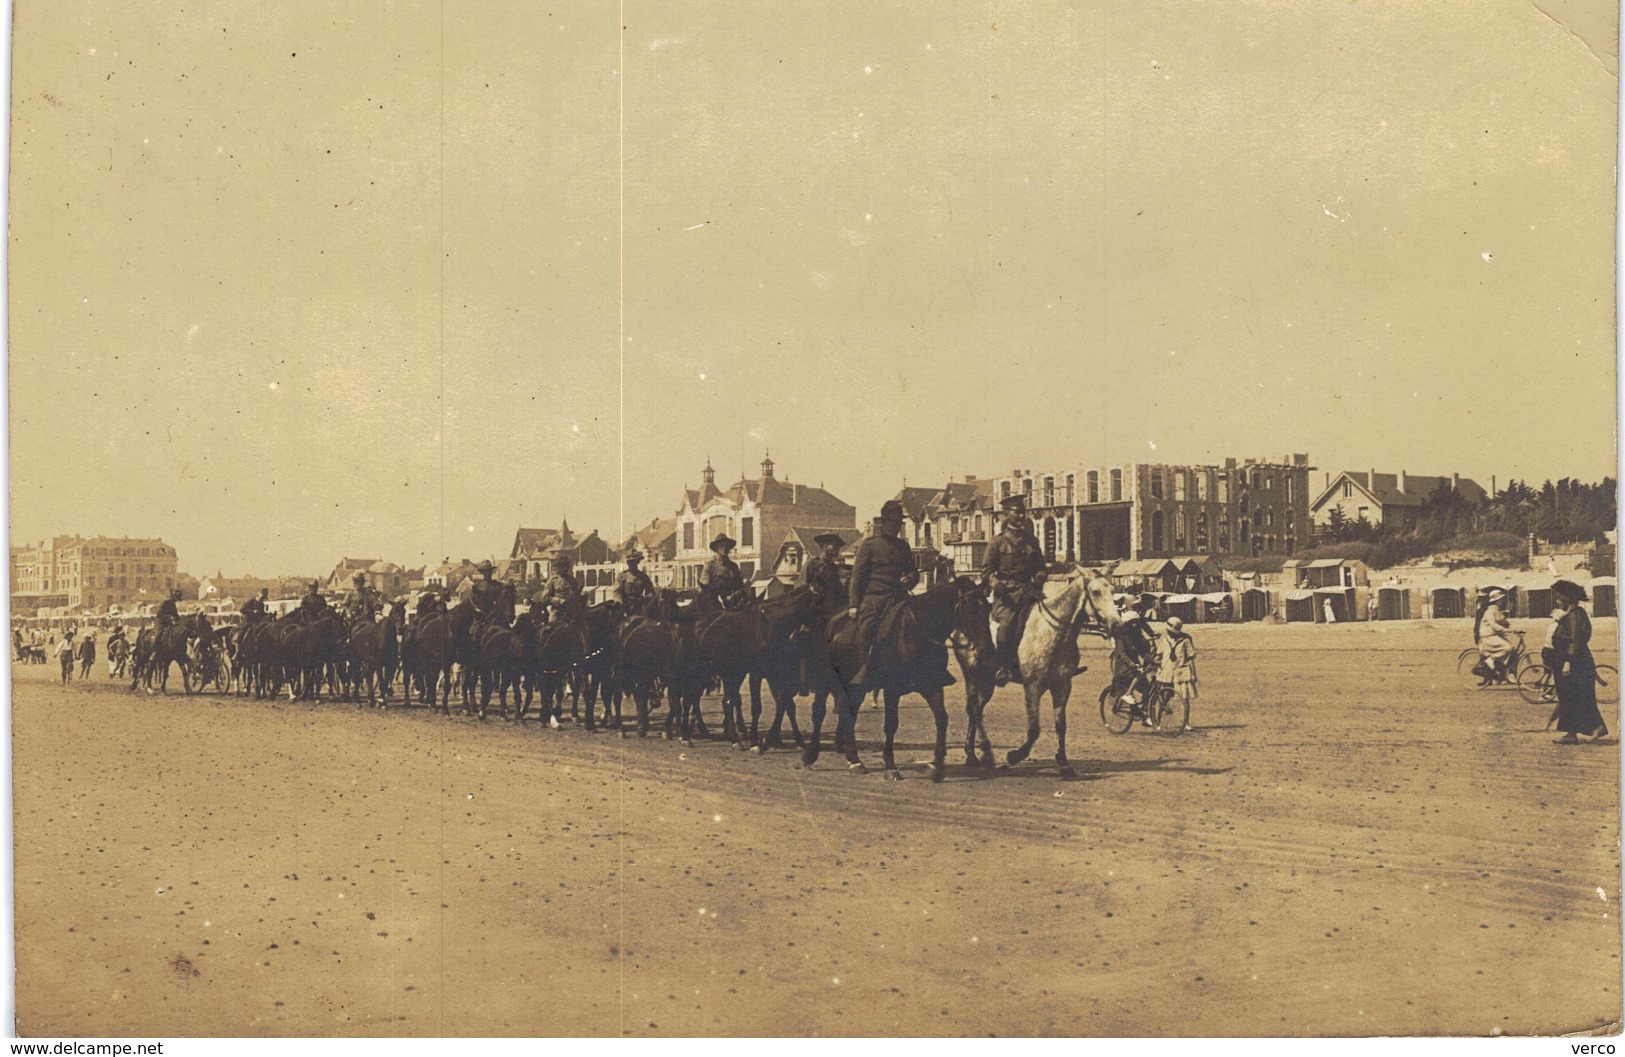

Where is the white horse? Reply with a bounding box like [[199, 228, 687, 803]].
[[997, 568, 1123, 776]]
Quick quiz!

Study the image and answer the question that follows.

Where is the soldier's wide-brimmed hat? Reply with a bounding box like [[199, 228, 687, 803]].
[[554, 554, 574, 566], [1000, 493, 1028, 512], [813, 533, 845, 549], [710, 534, 737, 552], [476, 560, 495, 574], [625, 551, 643, 563], [1553, 579, 1590, 603], [878, 500, 905, 522], [310, 580, 321, 591], [353, 572, 366, 583]]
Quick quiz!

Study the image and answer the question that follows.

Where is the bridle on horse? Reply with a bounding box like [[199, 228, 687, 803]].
[[1032, 570, 1114, 640]]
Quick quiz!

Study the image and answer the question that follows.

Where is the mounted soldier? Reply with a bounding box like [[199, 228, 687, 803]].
[[348, 572, 382, 624], [699, 534, 749, 610], [469, 560, 506, 630], [156, 588, 183, 630], [801, 533, 849, 618], [614, 551, 657, 617], [982, 493, 1046, 685], [413, 588, 442, 627], [847, 500, 920, 684], [297, 580, 330, 625], [240, 588, 270, 625], [535, 556, 582, 625]]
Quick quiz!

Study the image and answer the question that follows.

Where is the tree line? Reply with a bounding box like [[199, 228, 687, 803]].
[[1311, 477, 1616, 570]]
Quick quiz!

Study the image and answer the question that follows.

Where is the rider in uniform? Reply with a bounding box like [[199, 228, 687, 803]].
[[297, 580, 329, 625], [240, 588, 270, 625], [156, 588, 182, 629], [534, 557, 581, 625], [348, 572, 382, 624], [469, 560, 505, 630], [847, 501, 919, 684], [614, 551, 657, 616], [801, 533, 849, 618], [981, 493, 1046, 685], [699, 534, 749, 610]]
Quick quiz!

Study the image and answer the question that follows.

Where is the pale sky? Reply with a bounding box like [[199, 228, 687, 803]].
[[8, 1, 1619, 577]]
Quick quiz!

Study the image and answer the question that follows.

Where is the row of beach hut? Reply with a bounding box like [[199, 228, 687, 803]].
[[1116, 577, 1617, 624]]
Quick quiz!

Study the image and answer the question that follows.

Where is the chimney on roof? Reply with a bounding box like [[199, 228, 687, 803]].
[[1369, 469, 1376, 487], [1452, 472, 1460, 490], [1398, 470, 1407, 494]]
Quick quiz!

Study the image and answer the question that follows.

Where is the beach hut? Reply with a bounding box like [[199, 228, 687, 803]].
[[1376, 585, 1412, 620], [1476, 582, 1518, 617], [1240, 587, 1272, 622], [1428, 586, 1467, 619], [1162, 594, 1199, 623], [1198, 592, 1235, 624], [1516, 583, 1555, 620], [1314, 587, 1355, 623], [1592, 577, 1617, 618], [1284, 589, 1317, 623], [1284, 557, 1371, 590]]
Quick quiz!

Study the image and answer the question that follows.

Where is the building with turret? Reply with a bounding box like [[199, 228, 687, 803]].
[[671, 455, 857, 590]]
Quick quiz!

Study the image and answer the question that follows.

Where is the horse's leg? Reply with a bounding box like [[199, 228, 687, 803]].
[[1051, 682, 1075, 777], [961, 678, 981, 765], [801, 690, 828, 767], [881, 691, 902, 779], [975, 676, 997, 767], [924, 688, 948, 782], [836, 685, 864, 771], [1005, 680, 1044, 767], [747, 674, 766, 750]]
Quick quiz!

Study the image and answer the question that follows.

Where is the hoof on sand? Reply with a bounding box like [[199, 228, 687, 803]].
[[847, 761, 868, 776], [883, 768, 903, 782]]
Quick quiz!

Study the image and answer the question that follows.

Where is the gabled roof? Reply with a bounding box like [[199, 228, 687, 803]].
[[780, 526, 863, 554], [1313, 471, 1488, 512], [512, 527, 560, 556], [891, 486, 941, 519]]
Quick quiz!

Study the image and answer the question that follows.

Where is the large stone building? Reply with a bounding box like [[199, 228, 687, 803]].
[[898, 455, 1314, 572], [1002, 455, 1314, 562], [672, 455, 857, 590], [11, 535, 180, 613]]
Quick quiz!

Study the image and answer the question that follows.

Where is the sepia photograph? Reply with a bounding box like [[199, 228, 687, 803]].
[[6, 0, 1621, 1040]]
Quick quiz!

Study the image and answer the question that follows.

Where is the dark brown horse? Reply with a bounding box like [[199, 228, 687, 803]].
[[130, 614, 209, 694], [804, 578, 983, 781], [741, 586, 825, 752], [344, 615, 395, 708], [462, 610, 534, 720], [414, 600, 476, 714]]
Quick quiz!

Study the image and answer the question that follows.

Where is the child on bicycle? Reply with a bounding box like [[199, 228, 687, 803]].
[[1156, 617, 1198, 732]]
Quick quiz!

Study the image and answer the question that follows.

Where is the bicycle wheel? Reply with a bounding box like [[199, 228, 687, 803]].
[[1517, 664, 1557, 706], [1099, 685, 1134, 735], [1595, 665, 1620, 706], [1457, 648, 1490, 689], [1156, 686, 1190, 736]]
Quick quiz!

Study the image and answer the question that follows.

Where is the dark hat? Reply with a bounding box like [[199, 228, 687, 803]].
[[554, 554, 574, 566], [352, 572, 366, 583], [476, 560, 495, 574], [309, 580, 321, 591], [710, 534, 737, 552], [878, 500, 905, 522], [1000, 493, 1028, 512], [813, 533, 845, 549], [1552, 579, 1590, 603], [625, 551, 643, 564]]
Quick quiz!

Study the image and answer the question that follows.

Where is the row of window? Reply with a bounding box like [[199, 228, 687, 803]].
[[1006, 468, 1301, 507], [682, 515, 755, 552]]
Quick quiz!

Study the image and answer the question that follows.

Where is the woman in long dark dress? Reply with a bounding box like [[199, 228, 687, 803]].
[[1551, 579, 1608, 744]]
